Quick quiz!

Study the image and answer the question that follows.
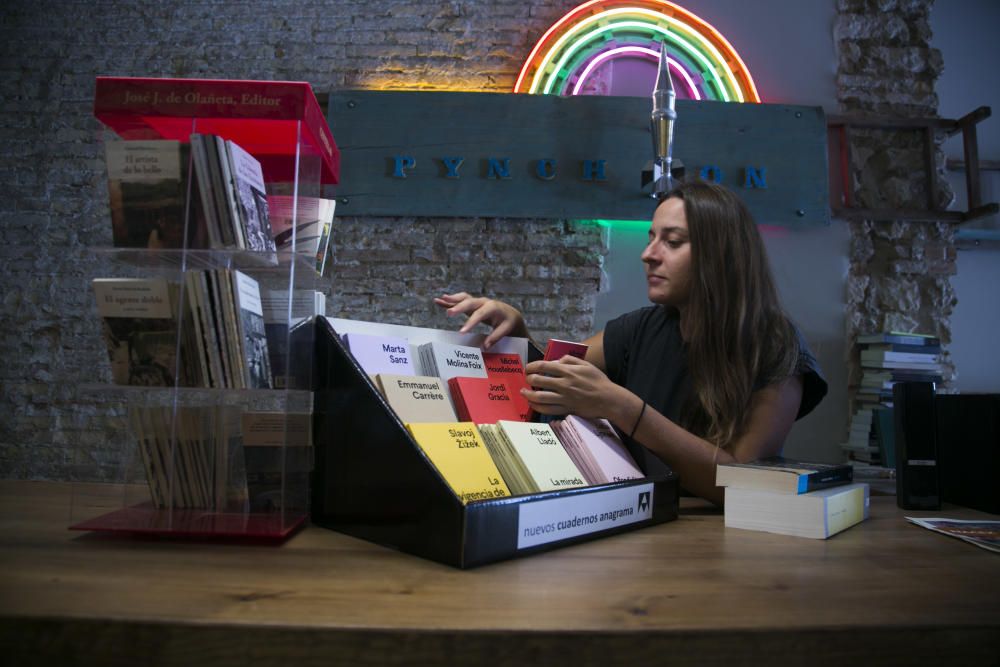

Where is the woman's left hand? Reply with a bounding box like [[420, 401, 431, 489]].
[[523, 355, 628, 421]]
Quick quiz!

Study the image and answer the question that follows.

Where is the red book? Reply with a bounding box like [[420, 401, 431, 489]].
[[483, 352, 531, 421], [543, 339, 589, 362], [531, 339, 589, 422], [448, 377, 526, 424], [94, 77, 340, 185]]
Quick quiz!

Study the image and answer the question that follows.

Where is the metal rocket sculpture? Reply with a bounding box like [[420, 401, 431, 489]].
[[650, 42, 676, 198]]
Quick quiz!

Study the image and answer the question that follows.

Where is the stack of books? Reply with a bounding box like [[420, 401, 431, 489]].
[[448, 376, 525, 423], [550, 415, 644, 485], [375, 374, 457, 424], [717, 457, 869, 539], [340, 330, 649, 501], [105, 135, 282, 253], [843, 331, 941, 471], [404, 422, 512, 504], [477, 421, 587, 495], [93, 269, 273, 389]]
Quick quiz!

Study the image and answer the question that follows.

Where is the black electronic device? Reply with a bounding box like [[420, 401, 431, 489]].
[[893, 382, 941, 510], [936, 394, 1000, 514]]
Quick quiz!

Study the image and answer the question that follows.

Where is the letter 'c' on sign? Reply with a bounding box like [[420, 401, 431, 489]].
[[535, 158, 557, 180], [393, 155, 416, 178]]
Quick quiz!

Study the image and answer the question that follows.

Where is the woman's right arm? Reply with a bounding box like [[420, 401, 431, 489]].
[[433, 292, 530, 350], [434, 292, 607, 372]]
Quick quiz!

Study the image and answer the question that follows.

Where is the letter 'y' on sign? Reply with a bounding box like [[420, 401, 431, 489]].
[[442, 157, 464, 179]]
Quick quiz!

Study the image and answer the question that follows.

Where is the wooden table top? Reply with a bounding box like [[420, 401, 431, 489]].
[[1, 480, 997, 666]]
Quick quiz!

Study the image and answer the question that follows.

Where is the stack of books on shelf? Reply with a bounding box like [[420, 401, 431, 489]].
[[259, 288, 326, 389], [128, 406, 310, 512], [107, 135, 276, 253], [842, 331, 941, 472], [93, 269, 273, 389], [477, 421, 587, 495], [82, 76, 339, 540], [106, 135, 337, 263], [339, 329, 645, 502], [717, 457, 869, 539]]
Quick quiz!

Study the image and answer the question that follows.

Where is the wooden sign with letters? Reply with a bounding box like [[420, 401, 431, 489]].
[[327, 90, 829, 227]]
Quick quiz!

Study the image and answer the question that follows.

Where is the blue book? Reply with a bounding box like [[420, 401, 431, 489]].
[[857, 331, 940, 347], [716, 457, 853, 494]]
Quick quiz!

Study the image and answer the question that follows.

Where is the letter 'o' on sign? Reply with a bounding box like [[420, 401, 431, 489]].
[[513, 0, 760, 104]]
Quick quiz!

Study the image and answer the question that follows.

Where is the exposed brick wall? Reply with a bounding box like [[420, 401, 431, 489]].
[[835, 0, 956, 392], [0, 0, 605, 480]]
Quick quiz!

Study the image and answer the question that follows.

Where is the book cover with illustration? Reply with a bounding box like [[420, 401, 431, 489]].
[[227, 139, 276, 254], [105, 140, 203, 249], [93, 278, 180, 386], [231, 270, 273, 389]]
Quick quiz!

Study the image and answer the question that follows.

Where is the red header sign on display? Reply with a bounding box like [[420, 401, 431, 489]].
[[94, 76, 340, 185]]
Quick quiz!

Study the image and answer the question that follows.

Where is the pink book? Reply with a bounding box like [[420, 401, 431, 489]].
[[563, 415, 644, 484]]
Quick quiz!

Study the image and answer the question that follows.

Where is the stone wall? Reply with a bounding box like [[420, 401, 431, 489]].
[[835, 0, 956, 390], [0, 0, 605, 480]]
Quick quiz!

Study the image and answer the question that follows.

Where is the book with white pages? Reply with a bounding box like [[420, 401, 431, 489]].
[[495, 420, 587, 493]]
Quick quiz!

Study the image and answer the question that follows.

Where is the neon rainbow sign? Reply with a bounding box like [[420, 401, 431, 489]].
[[514, 0, 760, 103]]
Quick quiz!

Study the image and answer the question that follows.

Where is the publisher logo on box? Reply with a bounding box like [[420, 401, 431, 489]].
[[637, 491, 650, 513]]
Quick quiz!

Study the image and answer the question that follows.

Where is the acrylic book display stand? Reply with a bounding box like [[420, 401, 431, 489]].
[[70, 76, 339, 542], [312, 317, 680, 568]]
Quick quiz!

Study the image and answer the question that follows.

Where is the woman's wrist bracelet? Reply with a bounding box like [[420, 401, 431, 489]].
[[629, 400, 647, 439]]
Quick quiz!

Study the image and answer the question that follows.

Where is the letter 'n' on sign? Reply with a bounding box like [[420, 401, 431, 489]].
[[744, 166, 767, 188], [487, 158, 511, 179]]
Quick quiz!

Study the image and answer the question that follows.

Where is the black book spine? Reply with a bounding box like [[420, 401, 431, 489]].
[[804, 466, 854, 492]]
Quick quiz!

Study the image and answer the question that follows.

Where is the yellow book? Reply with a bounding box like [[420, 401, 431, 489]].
[[405, 422, 511, 504]]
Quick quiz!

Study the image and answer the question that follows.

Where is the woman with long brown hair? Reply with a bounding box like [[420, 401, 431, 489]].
[[435, 180, 826, 505]]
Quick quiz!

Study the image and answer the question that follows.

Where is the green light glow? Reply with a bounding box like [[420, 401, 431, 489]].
[[587, 218, 652, 230]]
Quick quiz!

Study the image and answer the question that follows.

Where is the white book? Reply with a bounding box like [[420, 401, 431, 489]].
[[725, 483, 870, 539], [418, 341, 488, 381], [260, 289, 326, 323], [860, 350, 939, 364], [496, 421, 587, 493], [343, 333, 416, 376], [375, 374, 457, 424]]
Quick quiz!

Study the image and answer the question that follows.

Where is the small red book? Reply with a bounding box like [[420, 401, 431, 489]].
[[448, 377, 526, 423], [543, 339, 589, 362], [531, 339, 589, 422]]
